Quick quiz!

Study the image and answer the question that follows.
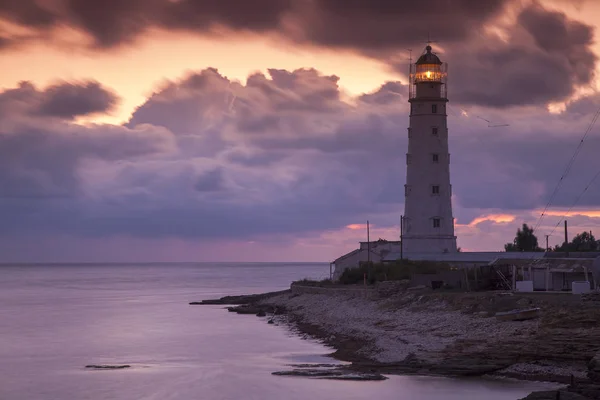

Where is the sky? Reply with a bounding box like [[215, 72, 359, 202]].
[[2, 0, 600, 262]]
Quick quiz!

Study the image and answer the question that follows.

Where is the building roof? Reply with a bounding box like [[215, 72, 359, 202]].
[[416, 45, 442, 65], [490, 257, 597, 267], [382, 251, 545, 264]]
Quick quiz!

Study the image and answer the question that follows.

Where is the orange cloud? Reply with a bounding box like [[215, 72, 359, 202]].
[[346, 223, 369, 230], [459, 213, 516, 227], [544, 210, 600, 218]]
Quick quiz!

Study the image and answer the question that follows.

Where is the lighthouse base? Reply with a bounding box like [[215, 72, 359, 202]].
[[402, 235, 458, 254]]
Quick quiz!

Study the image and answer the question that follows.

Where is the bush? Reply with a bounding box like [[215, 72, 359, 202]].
[[291, 278, 334, 287], [338, 260, 452, 285]]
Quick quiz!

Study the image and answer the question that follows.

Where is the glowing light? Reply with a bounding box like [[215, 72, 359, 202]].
[[425, 71, 432, 78]]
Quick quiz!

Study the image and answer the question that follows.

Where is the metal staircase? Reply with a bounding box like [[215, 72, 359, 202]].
[[495, 269, 512, 290]]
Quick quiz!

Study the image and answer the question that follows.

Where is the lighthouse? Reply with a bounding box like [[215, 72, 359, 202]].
[[402, 45, 457, 253]]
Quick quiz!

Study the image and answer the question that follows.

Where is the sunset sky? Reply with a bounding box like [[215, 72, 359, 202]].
[[3, 0, 600, 262]]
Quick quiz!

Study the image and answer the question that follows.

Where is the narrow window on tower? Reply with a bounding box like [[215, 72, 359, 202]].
[[432, 127, 438, 136], [404, 185, 411, 197], [406, 154, 412, 165], [432, 154, 439, 163], [432, 104, 437, 114], [408, 127, 412, 138], [432, 185, 440, 195], [433, 218, 441, 228]]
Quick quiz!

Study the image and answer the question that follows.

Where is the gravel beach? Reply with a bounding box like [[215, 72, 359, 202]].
[[200, 284, 600, 398]]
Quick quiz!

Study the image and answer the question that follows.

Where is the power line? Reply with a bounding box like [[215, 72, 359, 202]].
[[532, 105, 600, 233], [548, 168, 600, 237]]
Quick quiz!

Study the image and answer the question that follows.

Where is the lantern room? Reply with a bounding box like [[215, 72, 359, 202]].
[[409, 45, 448, 100]]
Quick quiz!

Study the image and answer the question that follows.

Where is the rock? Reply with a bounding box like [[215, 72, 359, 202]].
[[85, 365, 131, 370], [227, 305, 264, 314], [256, 310, 266, 317], [190, 290, 289, 305], [570, 383, 600, 399], [520, 390, 591, 400], [272, 368, 387, 381], [287, 363, 341, 368], [323, 373, 388, 381], [588, 352, 600, 382], [517, 298, 532, 306], [375, 281, 410, 297]]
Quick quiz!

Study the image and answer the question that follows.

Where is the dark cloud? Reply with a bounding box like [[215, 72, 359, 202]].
[[0, 80, 119, 120], [2, 0, 292, 49], [443, 3, 597, 107], [2, 0, 595, 109], [36, 81, 119, 119], [295, 0, 508, 50], [0, 0, 56, 28], [0, 0, 507, 50], [0, 35, 13, 49], [64, 0, 155, 48], [159, 0, 292, 33]]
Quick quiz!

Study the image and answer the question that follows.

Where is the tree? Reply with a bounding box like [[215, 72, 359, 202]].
[[504, 223, 544, 252], [554, 231, 599, 252]]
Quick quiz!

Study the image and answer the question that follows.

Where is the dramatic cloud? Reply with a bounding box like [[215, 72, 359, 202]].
[[292, 0, 508, 50], [0, 0, 56, 28], [0, 80, 118, 120], [0, 0, 292, 48], [2, 67, 600, 252], [441, 3, 598, 107], [2, 1, 596, 109], [36, 81, 119, 119], [0, 81, 174, 200]]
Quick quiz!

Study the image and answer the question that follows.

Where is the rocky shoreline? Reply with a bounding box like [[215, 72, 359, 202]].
[[193, 284, 600, 399]]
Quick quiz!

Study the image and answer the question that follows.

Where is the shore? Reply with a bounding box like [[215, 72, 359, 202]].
[[193, 283, 600, 399]]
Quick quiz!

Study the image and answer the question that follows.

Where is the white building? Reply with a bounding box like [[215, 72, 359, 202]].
[[330, 47, 600, 290], [403, 45, 457, 253]]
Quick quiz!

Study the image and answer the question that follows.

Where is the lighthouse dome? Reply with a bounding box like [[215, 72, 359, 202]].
[[416, 45, 442, 65]]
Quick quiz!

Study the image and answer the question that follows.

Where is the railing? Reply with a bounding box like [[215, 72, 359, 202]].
[[409, 62, 448, 100]]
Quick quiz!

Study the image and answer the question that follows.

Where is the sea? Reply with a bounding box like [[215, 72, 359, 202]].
[[0, 262, 556, 400]]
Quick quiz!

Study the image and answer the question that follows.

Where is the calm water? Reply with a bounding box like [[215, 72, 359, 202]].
[[0, 263, 555, 399]]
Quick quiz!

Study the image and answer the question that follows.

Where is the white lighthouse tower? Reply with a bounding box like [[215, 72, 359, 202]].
[[402, 45, 457, 253]]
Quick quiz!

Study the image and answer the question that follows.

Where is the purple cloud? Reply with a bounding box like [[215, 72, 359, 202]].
[[1, 67, 600, 253]]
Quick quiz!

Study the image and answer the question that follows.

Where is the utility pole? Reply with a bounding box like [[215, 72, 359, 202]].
[[400, 215, 404, 261], [564, 220, 569, 257], [545, 235, 550, 252], [367, 220, 371, 264]]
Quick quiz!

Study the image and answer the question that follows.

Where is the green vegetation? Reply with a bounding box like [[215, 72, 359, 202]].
[[291, 278, 334, 287], [504, 223, 600, 252], [504, 223, 544, 252], [554, 231, 600, 252], [338, 260, 452, 285]]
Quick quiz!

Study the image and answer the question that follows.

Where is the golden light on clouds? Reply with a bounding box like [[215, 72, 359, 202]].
[[544, 210, 600, 218], [459, 214, 516, 228], [346, 224, 368, 230], [1, 33, 400, 125]]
